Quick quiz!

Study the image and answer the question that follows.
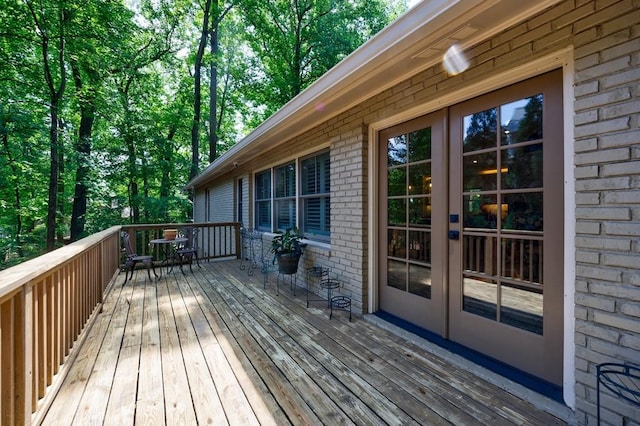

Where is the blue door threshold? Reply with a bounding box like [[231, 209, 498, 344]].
[[374, 311, 563, 403]]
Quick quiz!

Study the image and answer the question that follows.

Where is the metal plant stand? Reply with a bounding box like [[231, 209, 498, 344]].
[[239, 228, 262, 276], [305, 266, 329, 307], [597, 362, 640, 425], [320, 278, 341, 308], [330, 295, 352, 321]]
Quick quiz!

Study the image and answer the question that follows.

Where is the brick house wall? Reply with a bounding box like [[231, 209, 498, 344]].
[[195, 0, 639, 422], [570, 1, 640, 424]]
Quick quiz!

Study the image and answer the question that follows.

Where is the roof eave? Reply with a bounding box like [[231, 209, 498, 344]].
[[186, 0, 561, 190]]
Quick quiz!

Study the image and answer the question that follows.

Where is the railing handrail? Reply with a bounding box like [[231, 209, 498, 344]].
[[0, 225, 122, 301], [0, 221, 242, 425], [121, 221, 239, 230]]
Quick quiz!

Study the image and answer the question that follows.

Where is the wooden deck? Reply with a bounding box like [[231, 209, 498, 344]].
[[41, 259, 566, 425]]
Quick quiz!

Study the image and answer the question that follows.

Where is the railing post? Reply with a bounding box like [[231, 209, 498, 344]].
[[22, 285, 33, 425], [235, 222, 242, 259]]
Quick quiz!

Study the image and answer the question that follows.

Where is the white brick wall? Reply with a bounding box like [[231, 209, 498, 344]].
[[571, 1, 640, 424], [194, 1, 640, 422]]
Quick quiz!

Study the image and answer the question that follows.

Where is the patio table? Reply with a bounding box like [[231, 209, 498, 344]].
[[150, 237, 188, 276]]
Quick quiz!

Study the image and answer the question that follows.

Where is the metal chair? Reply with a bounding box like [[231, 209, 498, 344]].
[[176, 227, 201, 274], [121, 231, 157, 283]]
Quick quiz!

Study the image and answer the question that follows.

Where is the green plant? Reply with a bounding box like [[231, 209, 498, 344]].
[[271, 228, 303, 256]]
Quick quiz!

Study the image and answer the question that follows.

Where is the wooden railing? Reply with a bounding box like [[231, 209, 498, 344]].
[[0, 226, 121, 426], [0, 222, 241, 425], [120, 222, 242, 264]]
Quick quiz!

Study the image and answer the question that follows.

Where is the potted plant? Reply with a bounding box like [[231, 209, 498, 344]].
[[271, 228, 304, 274]]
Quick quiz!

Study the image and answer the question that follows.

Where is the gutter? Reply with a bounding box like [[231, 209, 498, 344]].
[[185, 0, 561, 190]]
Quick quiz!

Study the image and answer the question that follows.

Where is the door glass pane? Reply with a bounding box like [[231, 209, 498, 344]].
[[388, 135, 407, 166], [501, 238, 542, 284], [388, 229, 406, 258], [409, 128, 431, 161], [500, 95, 543, 145], [385, 124, 433, 299], [463, 234, 497, 275], [388, 168, 406, 196], [502, 192, 543, 232], [463, 194, 498, 229], [500, 283, 543, 335], [502, 144, 543, 189], [409, 197, 431, 226], [409, 230, 431, 263], [463, 276, 497, 320], [409, 163, 431, 195], [463, 108, 497, 152], [387, 259, 406, 291], [463, 151, 498, 191], [388, 199, 406, 226], [409, 264, 431, 299]]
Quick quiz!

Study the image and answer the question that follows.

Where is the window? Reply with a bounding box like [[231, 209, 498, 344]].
[[237, 178, 243, 225], [274, 162, 296, 231], [301, 150, 330, 239], [255, 170, 271, 230], [254, 150, 330, 240]]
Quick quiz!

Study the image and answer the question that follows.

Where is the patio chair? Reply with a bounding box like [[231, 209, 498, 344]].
[[176, 227, 201, 274], [121, 231, 157, 283]]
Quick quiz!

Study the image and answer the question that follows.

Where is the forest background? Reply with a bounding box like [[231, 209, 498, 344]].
[[0, 0, 409, 269]]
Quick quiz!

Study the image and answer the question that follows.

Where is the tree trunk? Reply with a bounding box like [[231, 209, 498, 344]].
[[26, 1, 68, 251], [191, 0, 212, 180], [56, 118, 65, 244], [70, 60, 95, 241], [47, 102, 60, 251], [160, 127, 176, 222], [208, 0, 219, 163], [0, 126, 24, 258]]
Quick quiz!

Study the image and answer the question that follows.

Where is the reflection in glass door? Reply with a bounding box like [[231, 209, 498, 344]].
[[449, 70, 564, 385], [379, 111, 445, 333], [460, 94, 545, 334]]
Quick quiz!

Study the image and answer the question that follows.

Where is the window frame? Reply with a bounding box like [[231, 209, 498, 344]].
[[254, 169, 272, 231], [299, 149, 331, 242], [252, 149, 330, 242], [274, 161, 296, 232]]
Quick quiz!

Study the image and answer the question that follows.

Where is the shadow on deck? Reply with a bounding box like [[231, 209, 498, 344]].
[[41, 259, 567, 425]]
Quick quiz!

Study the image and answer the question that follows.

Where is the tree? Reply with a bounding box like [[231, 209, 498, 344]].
[[241, 0, 396, 116], [25, 0, 68, 251], [0, 0, 408, 268]]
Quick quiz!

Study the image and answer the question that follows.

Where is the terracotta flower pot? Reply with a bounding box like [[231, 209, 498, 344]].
[[163, 229, 178, 240]]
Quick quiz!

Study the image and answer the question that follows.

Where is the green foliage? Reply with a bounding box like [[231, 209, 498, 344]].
[[271, 227, 303, 255], [0, 0, 404, 269], [239, 0, 398, 117]]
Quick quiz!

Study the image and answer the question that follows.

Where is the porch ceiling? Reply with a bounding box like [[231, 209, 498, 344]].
[[186, 0, 561, 189]]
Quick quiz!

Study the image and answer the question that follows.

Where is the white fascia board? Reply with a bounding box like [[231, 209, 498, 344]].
[[186, 0, 561, 189]]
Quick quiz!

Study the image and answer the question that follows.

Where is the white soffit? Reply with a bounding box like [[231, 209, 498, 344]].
[[187, 0, 562, 188]]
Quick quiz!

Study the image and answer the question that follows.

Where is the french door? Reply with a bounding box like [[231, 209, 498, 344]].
[[379, 70, 564, 385], [378, 110, 447, 334]]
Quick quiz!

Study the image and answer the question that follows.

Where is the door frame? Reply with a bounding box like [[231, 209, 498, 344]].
[[367, 47, 575, 407]]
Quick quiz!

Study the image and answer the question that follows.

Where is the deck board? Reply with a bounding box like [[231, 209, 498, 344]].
[[41, 259, 567, 426]]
